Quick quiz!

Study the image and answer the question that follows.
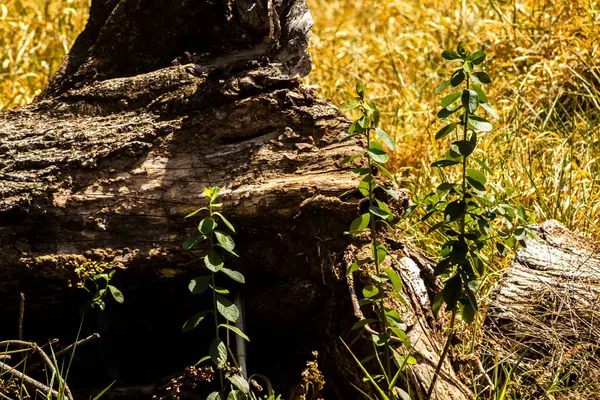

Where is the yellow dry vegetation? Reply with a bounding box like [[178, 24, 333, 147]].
[[0, 0, 88, 109], [308, 0, 600, 242], [1, 0, 599, 241]]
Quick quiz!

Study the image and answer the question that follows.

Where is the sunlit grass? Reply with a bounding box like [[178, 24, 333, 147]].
[[0, 0, 88, 110], [308, 0, 600, 246]]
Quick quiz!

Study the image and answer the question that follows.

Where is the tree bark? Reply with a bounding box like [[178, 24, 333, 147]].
[[3, 1, 593, 399], [485, 220, 600, 397]]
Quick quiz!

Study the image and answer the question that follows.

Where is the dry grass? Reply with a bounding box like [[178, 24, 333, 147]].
[[308, 0, 600, 244], [0, 0, 88, 110], [2, 0, 599, 399]]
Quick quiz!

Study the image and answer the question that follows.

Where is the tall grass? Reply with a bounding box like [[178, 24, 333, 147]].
[[308, 0, 600, 246], [0, 0, 88, 110]]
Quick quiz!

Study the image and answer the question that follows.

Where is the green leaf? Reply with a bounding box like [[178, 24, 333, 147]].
[[210, 338, 228, 368], [432, 292, 444, 315], [471, 71, 491, 84], [437, 103, 463, 119], [347, 261, 361, 275], [456, 42, 469, 57], [340, 132, 359, 144], [480, 102, 499, 119], [442, 49, 461, 60], [471, 84, 488, 103], [340, 154, 362, 165], [460, 300, 476, 324], [216, 296, 239, 323], [358, 175, 372, 196], [228, 374, 250, 394], [351, 167, 370, 175], [183, 236, 204, 250], [467, 178, 485, 192], [221, 267, 245, 283], [444, 201, 465, 221], [367, 141, 389, 164], [356, 82, 365, 98], [189, 275, 211, 294], [469, 50, 486, 65], [213, 212, 235, 233], [375, 128, 395, 150], [215, 231, 235, 252], [461, 89, 479, 113], [182, 311, 209, 332], [207, 392, 223, 400], [435, 123, 457, 140], [437, 182, 456, 192], [349, 213, 370, 234], [340, 102, 360, 112], [358, 115, 371, 129], [467, 169, 486, 185], [351, 318, 378, 330], [363, 285, 379, 298], [227, 391, 243, 400], [374, 242, 387, 264], [384, 268, 403, 292], [204, 249, 224, 272], [441, 92, 461, 108], [185, 207, 208, 219], [431, 159, 460, 168], [463, 61, 474, 73], [369, 206, 391, 220], [451, 140, 475, 157], [219, 324, 250, 341], [435, 80, 452, 94], [370, 273, 389, 283], [204, 187, 219, 202], [443, 275, 462, 310], [199, 218, 216, 235], [107, 285, 124, 304], [375, 199, 394, 221], [468, 115, 493, 132], [451, 69, 466, 86]]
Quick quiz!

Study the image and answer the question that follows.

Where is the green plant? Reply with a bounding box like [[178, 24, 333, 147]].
[[74, 262, 125, 314], [183, 187, 279, 400], [340, 84, 415, 400], [416, 42, 534, 398]]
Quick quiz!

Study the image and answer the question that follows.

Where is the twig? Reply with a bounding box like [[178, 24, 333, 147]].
[[0, 360, 60, 398], [0, 340, 74, 400], [31, 343, 74, 400], [26, 333, 100, 373], [18, 292, 25, 341]]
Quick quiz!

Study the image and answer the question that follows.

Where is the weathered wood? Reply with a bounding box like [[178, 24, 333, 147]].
[[0, 0, 474, 398], [486, 220, 600, 397]]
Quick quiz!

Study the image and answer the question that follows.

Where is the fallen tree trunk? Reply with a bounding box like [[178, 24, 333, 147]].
[[0, 1, 469, 398], [1, 1, 596, 399], [485, 220, 600, 398]]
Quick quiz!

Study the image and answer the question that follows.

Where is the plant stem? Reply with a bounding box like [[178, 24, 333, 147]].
[[366, 125, 392, 386], [429, 75, 470, 400], [426, 309, 457, 399], [208, 216, 224, 391], [461, 76, 470, 237]]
